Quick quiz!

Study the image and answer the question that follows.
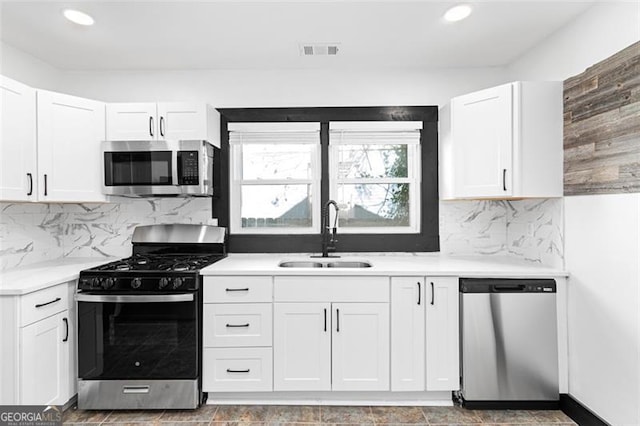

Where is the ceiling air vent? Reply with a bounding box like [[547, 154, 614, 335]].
[[300, 43, 340, 56]]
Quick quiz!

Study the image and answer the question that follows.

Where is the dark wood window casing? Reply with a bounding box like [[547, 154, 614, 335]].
[[213, 106, 439, 253]]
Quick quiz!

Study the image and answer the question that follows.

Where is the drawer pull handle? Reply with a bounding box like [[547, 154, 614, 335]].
[[225, 288, 249, 292], [226, 323, 250, 328], [226, 368, 250, 373], [35, 297, 61, 308], [336, 308, 340, 332], [417, 281, 421, 305], [430, 282, 435, 305]]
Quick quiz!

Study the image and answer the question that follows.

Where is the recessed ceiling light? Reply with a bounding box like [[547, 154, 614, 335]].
[[63, 9, 95, 26], [443, 4, 472, 23]]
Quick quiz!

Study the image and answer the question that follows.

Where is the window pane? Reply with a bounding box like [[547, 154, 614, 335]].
[[242, 144, 314, 180], [336, 183, 410, 227], [336, 144, 408, 179], [241, 184, 313, 229]]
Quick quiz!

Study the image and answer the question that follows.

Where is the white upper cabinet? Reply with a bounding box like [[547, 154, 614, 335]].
[[106, 102, 220, 147], [37, 90, 107, 202], [0, 75, 107, 203], [105, 102, 157, 141], [440, 81, 563, 199], [0, 76, 37, 201]]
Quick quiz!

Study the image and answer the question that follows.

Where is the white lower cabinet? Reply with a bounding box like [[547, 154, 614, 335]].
[[0, 281, 74, 405], [203, 348, 272, 392], [20, 311, 70, 405], [331, 303, 389, 391], [273, 302, 389, 392], [202, 276, 273, 393], [391, 277, 425, 391], [203, 274, 459, 396], [273, 303, 331, 391], [425, 276, 460, 391], [390, 276, 460, 392]]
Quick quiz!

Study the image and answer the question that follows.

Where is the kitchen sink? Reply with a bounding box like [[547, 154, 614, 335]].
[[279, 261, 324, 268], [278, 260, 372, 268], [326, 261, 372, 268]]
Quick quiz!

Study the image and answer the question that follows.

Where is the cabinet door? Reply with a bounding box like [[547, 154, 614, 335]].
[[0, 76, 37, 201], [20, 311, 69, 405], [37, 90, 106, 202], [425, 277, 459, 391], [332, 303, 389, 391], [391, 277, 425, 391], [157, 103, 207, 141], [273, 303, 331, 391], [65, 283, 77, 400], [452, 83, 513, 197], [106, 102, 157, 141]]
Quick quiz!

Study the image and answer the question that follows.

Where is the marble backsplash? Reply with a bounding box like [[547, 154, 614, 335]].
[[0, 197, 563, 271], [439, 198, 564, 268], [0, 197, 215, 270]]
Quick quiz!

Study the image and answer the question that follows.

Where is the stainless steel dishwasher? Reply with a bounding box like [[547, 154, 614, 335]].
[[459, 278, 559, 408]]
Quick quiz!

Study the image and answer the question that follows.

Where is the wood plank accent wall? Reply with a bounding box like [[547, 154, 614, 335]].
[[563, 41, 640, 195]]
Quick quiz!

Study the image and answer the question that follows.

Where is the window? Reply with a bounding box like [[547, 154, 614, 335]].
[[329, 121, 422, 233], [215, 106, 439, 253], [228, 123, 321, 234]]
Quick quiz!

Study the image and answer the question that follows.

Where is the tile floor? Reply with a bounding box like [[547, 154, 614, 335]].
[[63, 405, 577, 425]]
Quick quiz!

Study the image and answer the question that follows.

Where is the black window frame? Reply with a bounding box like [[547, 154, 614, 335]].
[[214, 106, 439, 253]]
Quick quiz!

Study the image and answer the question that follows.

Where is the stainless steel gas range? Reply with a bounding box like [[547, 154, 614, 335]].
[[75, 224, 226, 410]]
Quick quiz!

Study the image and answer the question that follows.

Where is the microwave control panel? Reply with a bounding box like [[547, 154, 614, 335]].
[[177, 151, 199, 185]]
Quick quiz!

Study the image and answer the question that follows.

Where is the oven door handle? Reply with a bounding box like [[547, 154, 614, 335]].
[[75, 293, 194, 303]]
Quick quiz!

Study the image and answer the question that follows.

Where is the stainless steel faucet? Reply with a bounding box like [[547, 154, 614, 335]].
[[313, 200, 340, 258]]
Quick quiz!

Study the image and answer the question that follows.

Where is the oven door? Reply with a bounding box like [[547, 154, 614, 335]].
[[76, 292, 199, 381]]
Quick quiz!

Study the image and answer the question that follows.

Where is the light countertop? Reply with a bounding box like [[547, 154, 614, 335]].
[[201, 253, 568, 278], [0, 257, 118, 296]]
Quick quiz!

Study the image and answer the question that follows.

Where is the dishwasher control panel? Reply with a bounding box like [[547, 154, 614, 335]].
[[459, 278, 556, 293]]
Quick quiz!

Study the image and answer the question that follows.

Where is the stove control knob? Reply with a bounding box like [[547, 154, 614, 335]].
[[131, 278, 142, 289], [103, 277, 116, 290], [159, 277, 170, 290], [172, 277, 183, 289], [93, 277, 104, 289]]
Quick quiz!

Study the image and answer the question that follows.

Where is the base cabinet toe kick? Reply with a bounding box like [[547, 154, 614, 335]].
[[201, 275, 463, 398]]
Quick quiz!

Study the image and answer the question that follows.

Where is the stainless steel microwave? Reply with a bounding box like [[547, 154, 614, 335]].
[[102, 140, 214, 196]]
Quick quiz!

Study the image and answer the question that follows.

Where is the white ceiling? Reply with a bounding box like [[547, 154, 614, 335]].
[[0, 0, 598, 71]]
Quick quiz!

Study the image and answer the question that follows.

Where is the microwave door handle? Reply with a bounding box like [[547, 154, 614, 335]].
[[172, 150, 180, 187]]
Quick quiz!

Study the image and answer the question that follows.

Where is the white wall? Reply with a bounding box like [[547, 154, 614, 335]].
[[56, 67, 509, 107], [509, 2, 640, 424], [0, 41, 62, 91], [508, 2, 640, 81], [565, 195, 640, 425]]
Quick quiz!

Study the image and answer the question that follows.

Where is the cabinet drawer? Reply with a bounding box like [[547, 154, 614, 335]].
[[203, 304, 272, 348], [274, 276, 389, 302], [204, 276, 272, 303], [20, 284, 70, 327], [203, 347, 273, 392]]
